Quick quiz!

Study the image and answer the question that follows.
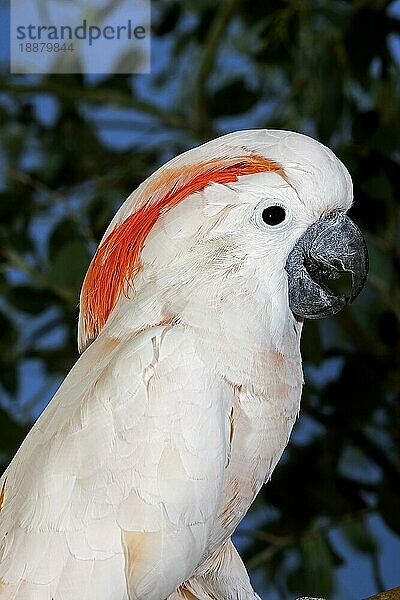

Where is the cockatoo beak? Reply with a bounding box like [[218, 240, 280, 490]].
[[285, 210, 369, 319]]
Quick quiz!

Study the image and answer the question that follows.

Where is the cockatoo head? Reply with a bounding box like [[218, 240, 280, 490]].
[[78, 130, 368, 353]]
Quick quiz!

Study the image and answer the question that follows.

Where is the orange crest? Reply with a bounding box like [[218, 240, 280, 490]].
[[80, 154, 281, 348]]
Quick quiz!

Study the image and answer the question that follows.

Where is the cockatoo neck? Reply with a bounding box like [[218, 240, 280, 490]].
[[181, 289, 303, 393], [103, 265, 303, 394]]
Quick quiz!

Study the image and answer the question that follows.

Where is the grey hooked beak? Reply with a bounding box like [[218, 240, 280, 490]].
[[285, 210, 368, 319]]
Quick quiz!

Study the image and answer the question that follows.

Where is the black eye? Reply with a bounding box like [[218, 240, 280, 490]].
[[262, 205, 286, 226]]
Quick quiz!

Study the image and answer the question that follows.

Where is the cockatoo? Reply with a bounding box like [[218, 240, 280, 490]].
[[0, 130, 368, 600]]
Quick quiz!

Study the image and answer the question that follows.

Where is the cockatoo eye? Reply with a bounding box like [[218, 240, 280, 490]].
[[262, 205, 286, 226], [252, 200, 290, 230]]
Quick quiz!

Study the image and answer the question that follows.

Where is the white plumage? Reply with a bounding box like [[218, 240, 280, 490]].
[[0, 130, 355, 599]]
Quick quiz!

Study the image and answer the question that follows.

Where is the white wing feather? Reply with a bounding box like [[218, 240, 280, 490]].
[[0, 325, 230, 600]]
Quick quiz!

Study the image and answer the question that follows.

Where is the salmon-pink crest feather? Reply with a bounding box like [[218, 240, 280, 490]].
[[80, 155, 282, 349]]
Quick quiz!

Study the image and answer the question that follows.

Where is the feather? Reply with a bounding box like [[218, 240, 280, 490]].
[[79, 154, 281, 351], [0, 327, 230, 600]]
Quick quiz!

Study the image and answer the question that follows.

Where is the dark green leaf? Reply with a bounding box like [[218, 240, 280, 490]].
[[48, 240, 90, 300], [6, 285, 54, 315], [48, 218, 79, 262], [378, 475, 400, 536], [209, 79, 262, 116], [341, 520, 377, 554]]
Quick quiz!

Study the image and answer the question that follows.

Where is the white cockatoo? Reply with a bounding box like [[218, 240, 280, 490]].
[[0, 130, 368, 600]]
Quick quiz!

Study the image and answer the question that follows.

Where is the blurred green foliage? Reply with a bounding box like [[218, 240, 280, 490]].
[[0, 1, 399, 598]]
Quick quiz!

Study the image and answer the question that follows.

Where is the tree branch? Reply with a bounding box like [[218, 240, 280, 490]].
[[0, 81, 189, 131], [243, 506, 376, 570], [2, 248, 73, 304], [6, 168, 97, 245], [364, 587, 400, 600]]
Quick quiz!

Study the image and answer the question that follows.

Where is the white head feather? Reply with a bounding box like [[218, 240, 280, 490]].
[[78, 129, 353, 365]]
